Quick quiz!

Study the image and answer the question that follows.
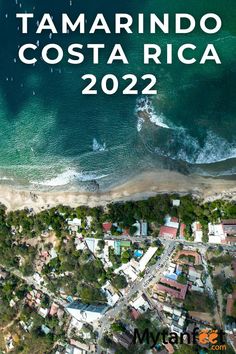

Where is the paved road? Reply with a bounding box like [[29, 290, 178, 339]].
[[96, 241, 175, 353]]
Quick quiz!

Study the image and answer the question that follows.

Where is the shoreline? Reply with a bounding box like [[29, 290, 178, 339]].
[[0, 169, 236, 212]]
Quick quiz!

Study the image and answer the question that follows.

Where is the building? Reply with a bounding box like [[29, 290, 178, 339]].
[[222, 219, 236, 236], [102, 222, 112, 234], [165, 216, 179, 229], [179, 223, 186, 239], [226, 291, 236, 317], [101, 281, 120, 306], [154, 278, 188, 300], [159, 226, 178, 239], [159, 216, 179, 239], [113, 332, 133, 350], [133, 220, 148, 237], [66, 302, 108, 323], [208, 223, 225, 244], [192, 222, 203, 242], [130, 293, 151, 314], [138, 247, 158, 272], [174, 250, 202, 265], [172, 199, 181, 207]]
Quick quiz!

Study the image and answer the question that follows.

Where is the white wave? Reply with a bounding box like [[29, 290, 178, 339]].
[[149, 112, 170, 129], [93, 138, 106, 152], [135, 96, 170, 131], [155, 127, 236, 165], [32, 169, 109, 187], [195, 132, 236, 164], [137, 118, 144, 132], [0, 176, 14, 181]]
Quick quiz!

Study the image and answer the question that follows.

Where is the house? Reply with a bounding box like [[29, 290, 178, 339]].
[[179, 223, 186, 239], [85, 238, 101, 254], [164, 343, 175, 354], [222, 219, 236, 236], [49, 302, 59, 316], [192, 222, 203, 242], [113, 332, 133, 350], [165, 216, 179, 229], [68, 218, 82, 234], [159, 226, 178, 239], [133, 220, 148, 237], [130, 293, 151, 314], [130, 308, 141, 320], [159, 216, 179, 239], [102, 222, 112, 234], [172, 199, 181, 207], [101, 281, 120, 306], [226, 291, 236, 317], [38, 307, 49, 318], [208, 223, 225, 244]]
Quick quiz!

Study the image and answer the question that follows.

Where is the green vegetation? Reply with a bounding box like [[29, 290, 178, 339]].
[[184, 291, 214, 313], [177, 273, 188, 285], [111, 274, 128, 289], [210, 254, 234, 266]]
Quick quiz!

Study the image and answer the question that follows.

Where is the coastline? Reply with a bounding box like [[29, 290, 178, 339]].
[[0, 169, 236, 212]]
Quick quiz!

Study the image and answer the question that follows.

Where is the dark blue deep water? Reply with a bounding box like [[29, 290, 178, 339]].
[[0, 0, 236, 190]]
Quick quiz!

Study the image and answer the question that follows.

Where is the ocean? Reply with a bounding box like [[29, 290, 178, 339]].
[[0, 0, 236, 191]]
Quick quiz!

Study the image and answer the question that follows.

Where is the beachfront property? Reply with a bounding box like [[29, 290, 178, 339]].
[[179, 223, 186, 239], [207, 219, 236, 244], [172, 199, 181, 207], [192, 221, 203, 242], [159, 216, 179, 239], [132, 220, 148, 237], [208, 222, 225, 244]]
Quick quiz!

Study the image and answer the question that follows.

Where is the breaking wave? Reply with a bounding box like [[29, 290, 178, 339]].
[[135, 96, 170, 131], [32, 168, 109, 187], [155, 128, 236, 165], [92, 138, 107, 152]]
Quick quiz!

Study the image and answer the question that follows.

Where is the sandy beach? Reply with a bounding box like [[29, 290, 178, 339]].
[[0, 169, 235, 212]]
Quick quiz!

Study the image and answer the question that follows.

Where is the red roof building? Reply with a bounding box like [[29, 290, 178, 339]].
[[179, 223, 186, 238], [159, 226, 178, 239], [130, 308, 140, 320], [154, 278, 188, 300], [102, 222, 112, 233]]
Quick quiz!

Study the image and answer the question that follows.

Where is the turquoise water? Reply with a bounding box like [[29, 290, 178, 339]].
[[0, 0, 236, 190]]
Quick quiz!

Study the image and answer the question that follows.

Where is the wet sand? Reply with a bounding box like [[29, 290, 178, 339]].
[[0, 170, 235, 212]]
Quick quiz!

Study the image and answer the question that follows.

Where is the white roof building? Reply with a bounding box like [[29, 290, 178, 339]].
[[66, 302, 108, 323], [172, 200, 181, 207], [138, 247, 158, 272], [101, 281, 120, 307], [133, 221, 148, 237], [130, 294, 150, 314], [191, 285, 204, 293], [208, 223, 226, 244], [192, 221, 203, 242]]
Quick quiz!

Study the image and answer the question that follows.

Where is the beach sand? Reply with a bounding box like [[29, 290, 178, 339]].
[[0, 170, 235, 212]]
